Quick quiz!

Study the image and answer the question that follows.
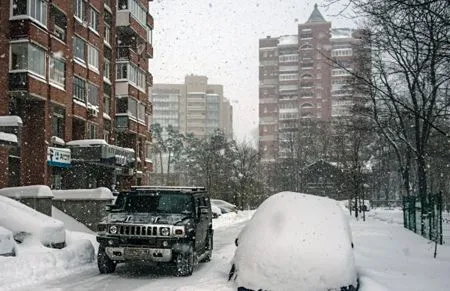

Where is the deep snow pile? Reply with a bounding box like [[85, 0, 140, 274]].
[[212, 210, 254, 229], [351, 209, 450, 291], [0, 195, 65, 247], [0, 233, 95, 290], [0, 203, 97, 290]]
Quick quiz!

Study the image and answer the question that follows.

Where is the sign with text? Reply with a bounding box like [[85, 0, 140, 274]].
[[47, 147, 71, 168]]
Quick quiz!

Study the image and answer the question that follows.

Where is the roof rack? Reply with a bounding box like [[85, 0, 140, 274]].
[[130, 186, 206, 192]]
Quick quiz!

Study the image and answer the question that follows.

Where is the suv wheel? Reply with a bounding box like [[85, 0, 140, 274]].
[[201, 234, 213, 262], [98, 246, 116, 274], [175, 244, 194, 276]]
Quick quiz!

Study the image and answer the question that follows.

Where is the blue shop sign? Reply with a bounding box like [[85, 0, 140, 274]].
[[47, 147, 71, 168]]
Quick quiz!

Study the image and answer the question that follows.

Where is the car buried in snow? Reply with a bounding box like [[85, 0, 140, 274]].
[[229, 191, 359, 291], [96, 186, 213, 276]]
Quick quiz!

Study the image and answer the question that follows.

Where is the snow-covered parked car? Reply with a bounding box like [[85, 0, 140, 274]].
[[0, 195, 65, 248], [229, 192, 358, 291], [211, 199, 237, 214], [0, 226, 15, 256]]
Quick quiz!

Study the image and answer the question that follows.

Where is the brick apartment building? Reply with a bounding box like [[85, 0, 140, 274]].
[[0, 0, 154, 190], [258, 4, 369, 162]]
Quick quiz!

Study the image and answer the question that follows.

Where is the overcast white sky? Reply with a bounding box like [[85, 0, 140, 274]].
[[149, 0, 356, 143]]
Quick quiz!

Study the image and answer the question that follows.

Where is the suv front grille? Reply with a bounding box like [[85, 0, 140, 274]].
[[109, 224, 170, 237]]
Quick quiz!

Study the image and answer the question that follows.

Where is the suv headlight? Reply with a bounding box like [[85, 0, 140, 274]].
[[160, 227, 170, 236], [109, 225, 118, 234]]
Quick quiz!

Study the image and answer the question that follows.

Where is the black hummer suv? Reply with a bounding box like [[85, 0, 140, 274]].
[[96, 186, 213, 276]]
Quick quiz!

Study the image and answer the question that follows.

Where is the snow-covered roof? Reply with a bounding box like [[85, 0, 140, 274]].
[[0, 132, 18, 144], [0, 185, 54, 198], [0, 195, 65, 245], [52, 187, 114, 201], [232, 192, 357, 290], [66, 139, 108, 147], [278, 35, 298, 46], [0, 116, 23, 127]]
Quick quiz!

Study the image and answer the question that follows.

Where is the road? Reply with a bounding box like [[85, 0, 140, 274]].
[[23, 220, 248, 291]]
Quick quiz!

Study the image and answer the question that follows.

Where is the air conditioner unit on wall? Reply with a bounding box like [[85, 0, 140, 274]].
[[88, 107, 98, 117]]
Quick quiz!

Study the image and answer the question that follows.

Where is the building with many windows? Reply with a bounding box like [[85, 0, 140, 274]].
[[0, 0, 154, 190], [258, 4, 369, 162], [150, 75, 233, 174]]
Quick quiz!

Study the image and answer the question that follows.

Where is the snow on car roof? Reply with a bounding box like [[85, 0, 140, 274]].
[[233, 191, 357, 291]]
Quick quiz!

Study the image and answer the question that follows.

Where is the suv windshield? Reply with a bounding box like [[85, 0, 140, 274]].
[[114, 192, 193, 214]]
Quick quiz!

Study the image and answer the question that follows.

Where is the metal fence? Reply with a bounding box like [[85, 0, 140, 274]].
[[403, 193, 443, 244]]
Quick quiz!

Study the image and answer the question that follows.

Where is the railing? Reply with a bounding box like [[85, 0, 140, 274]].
[[9, 72, 28, 91]]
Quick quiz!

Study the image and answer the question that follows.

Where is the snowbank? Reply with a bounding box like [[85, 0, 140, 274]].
[[213, 210, 254, 229], [0, 232, 95, 290], [232, 192, 357, 291], [0, 195, 65, 246], [0, 185, 54, 198], [53, 187, 113, 200]]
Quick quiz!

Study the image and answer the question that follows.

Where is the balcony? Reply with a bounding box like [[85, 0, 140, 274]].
[[9, 72, 48, 99], [147, 73, 153, 87], [147, 14, 154, 29], [116, 10, 147, 41], [117, 46, 140, 64], [9, 72, 28, 91], [116, 115, 151, 138]]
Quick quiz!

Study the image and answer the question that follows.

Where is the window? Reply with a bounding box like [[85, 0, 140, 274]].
[[87, 44, 99, 70], [49, 56, 65, 88], [73, 36, 86, 63], [87, 83, 99, 106], [116, 63, 128, 79], [10, 42, 46, 77], [147, 28, 153, 45], [103, 59, 110, 81], [116, 63, 146, 90], [89, 7, 99, 32], [104, 12, 112, 45], [51, 5, 67, 42], [74, 0, 84, 20], [104, 94, 111, 115], [104, 82, 111, 115], [118, 0, 147, 27], [73, 76, 86, 102], [12, 0, 48, 26], [52, 106, 65, 138], [138, 103, 145, 122], [128, 98, 138, 117], [279, 54, 298, 63], [87, 123, 97, 139]]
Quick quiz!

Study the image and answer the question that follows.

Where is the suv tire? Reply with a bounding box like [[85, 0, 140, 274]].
[[175, 244, 194, 276], [98, 246, 116, 274]]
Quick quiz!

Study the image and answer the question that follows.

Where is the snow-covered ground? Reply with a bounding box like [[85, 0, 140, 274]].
[[1, 207, 450, 290]]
